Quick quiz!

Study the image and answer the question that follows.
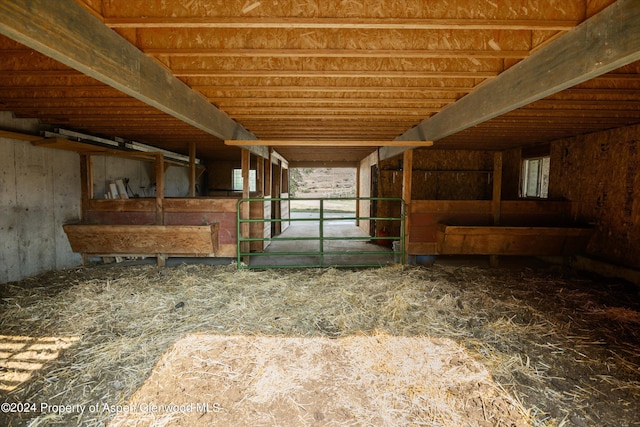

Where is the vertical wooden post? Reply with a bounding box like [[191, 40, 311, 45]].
[[490, 151, 503, 267], [188, 142, 196, 197], [240, 149, 251, 260], [403, 150, 413, 258], [265, 153, 272, 197], [79, 154, 92, 219], [155, 153, 165, 225], [79, 154, 92, 265], [155, 152, 166, 266], [355, 164, 361, 225], [256, 156, 265, 196], [492, 151, 503, 225], [272, 156, 282, 235]]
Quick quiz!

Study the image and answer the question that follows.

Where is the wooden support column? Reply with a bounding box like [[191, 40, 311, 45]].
[[402, 150, 413, 258], [240, 149, 251, 261], [155, 152, 166, 266], [490, 151, 503, 267], [256, 156, 265, 196], [265, 155, 272, 197], [79, 154, 93, 219], [155, 153, 165, 226], [188, 142, 196, 197], [79, 153, 93, 265], [492, 151, 503, 225], [355, 164, 361, 225]]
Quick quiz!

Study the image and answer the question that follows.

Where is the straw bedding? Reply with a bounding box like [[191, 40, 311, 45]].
[[0, 261, 639, 426]]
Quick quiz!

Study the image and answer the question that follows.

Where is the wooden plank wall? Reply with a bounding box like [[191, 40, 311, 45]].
[[410, 200, 575, 254], [551, 123, 640, 269], [378, 148, 579, 255], [377, 149, 495, 246]]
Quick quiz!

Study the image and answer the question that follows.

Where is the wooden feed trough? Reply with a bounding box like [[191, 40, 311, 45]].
[[436, 223, 594, 256], [63, 224, 220, 265]]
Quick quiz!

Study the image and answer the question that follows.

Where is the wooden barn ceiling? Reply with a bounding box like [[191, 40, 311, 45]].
[[1, 0, 639, 164]]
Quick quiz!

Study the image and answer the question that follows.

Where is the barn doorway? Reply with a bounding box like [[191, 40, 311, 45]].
[[237, 168, 404, 268]]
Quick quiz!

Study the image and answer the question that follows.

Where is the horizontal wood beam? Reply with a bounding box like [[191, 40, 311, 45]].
[[226, 140, 433, 147], [105, 17, 577, 31], [0, 0, 256, 142], [231, 114, 431, 121], [386, 0, 640, 160], [224, 107, 440, 115], [193, 86, 476, 94], [176, 70, 497, 79], [146, 48, 529, 59], [212, 98, 455, 106]]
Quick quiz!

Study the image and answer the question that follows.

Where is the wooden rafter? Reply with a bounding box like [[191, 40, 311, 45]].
[[386, 0, 640, 159], [0, 0, 256, 142], [145, 48, 529, 59], [104, 17, 578, 31], [174, 70, 497, 79]]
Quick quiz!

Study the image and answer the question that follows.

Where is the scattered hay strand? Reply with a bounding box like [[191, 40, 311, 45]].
[[0, 262, 638, 426], [110, 333, 529, 427]]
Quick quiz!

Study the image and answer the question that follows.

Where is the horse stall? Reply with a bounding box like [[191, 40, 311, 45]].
[[59, 148, 288, 266]]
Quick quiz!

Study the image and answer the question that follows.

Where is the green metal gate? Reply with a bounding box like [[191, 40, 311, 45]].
[[237, 197, 405, 269]]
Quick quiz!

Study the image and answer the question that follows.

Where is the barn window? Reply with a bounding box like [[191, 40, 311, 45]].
[[520, 156, 550, 198], [232, 169, 257, 192]]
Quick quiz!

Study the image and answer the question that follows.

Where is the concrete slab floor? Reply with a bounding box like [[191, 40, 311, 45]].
[[249, 212, 396, 268]]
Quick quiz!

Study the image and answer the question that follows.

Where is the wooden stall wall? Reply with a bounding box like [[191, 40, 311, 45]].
[[551, 123, 640, 269], [378, 148, 586, 257], [377, 149, 494, 244], [410, 149, 493, 200]]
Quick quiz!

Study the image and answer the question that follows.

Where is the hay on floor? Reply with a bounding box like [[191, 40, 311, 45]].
[[109, 333, 529, 427], [0, 262, 638, 426]]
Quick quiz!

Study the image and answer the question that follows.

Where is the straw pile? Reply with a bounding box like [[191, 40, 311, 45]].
[[0, 262, 639, 426], [109, 333, 527, 426]]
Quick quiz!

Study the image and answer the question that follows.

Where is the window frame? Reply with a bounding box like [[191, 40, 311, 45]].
[[232, 169, 257, 192], [520, 156, 550, 199]]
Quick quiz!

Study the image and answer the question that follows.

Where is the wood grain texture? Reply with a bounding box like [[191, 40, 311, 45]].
[[0, 0, 254, 141], [63, 224, 219, 255], [436, 224, 593, 255]]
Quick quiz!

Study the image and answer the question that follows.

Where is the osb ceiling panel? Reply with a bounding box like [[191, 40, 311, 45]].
[[1, 0, 638, 163]]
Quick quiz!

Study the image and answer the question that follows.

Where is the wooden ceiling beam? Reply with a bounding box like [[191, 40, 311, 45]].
[[0, 0, 256, 142], [225, 140, 432, 147], [146, 48, 529, 59], [105, 17, 577, 31], [230, 114, 434, 121], [388, 0, 640, 159], [175, 70, 497, 79], [212, 98, 455, 106], [200, 85, 473, 95], [224, 107, 440, 115], [194, 86, 475, 95]]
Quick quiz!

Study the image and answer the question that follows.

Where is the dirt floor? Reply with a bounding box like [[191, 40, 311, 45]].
[[1, 259, 639, 426]]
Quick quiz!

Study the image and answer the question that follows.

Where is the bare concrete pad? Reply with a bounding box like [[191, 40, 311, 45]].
[[251, 216, 395, 267], [109, 333, 530, 427]]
